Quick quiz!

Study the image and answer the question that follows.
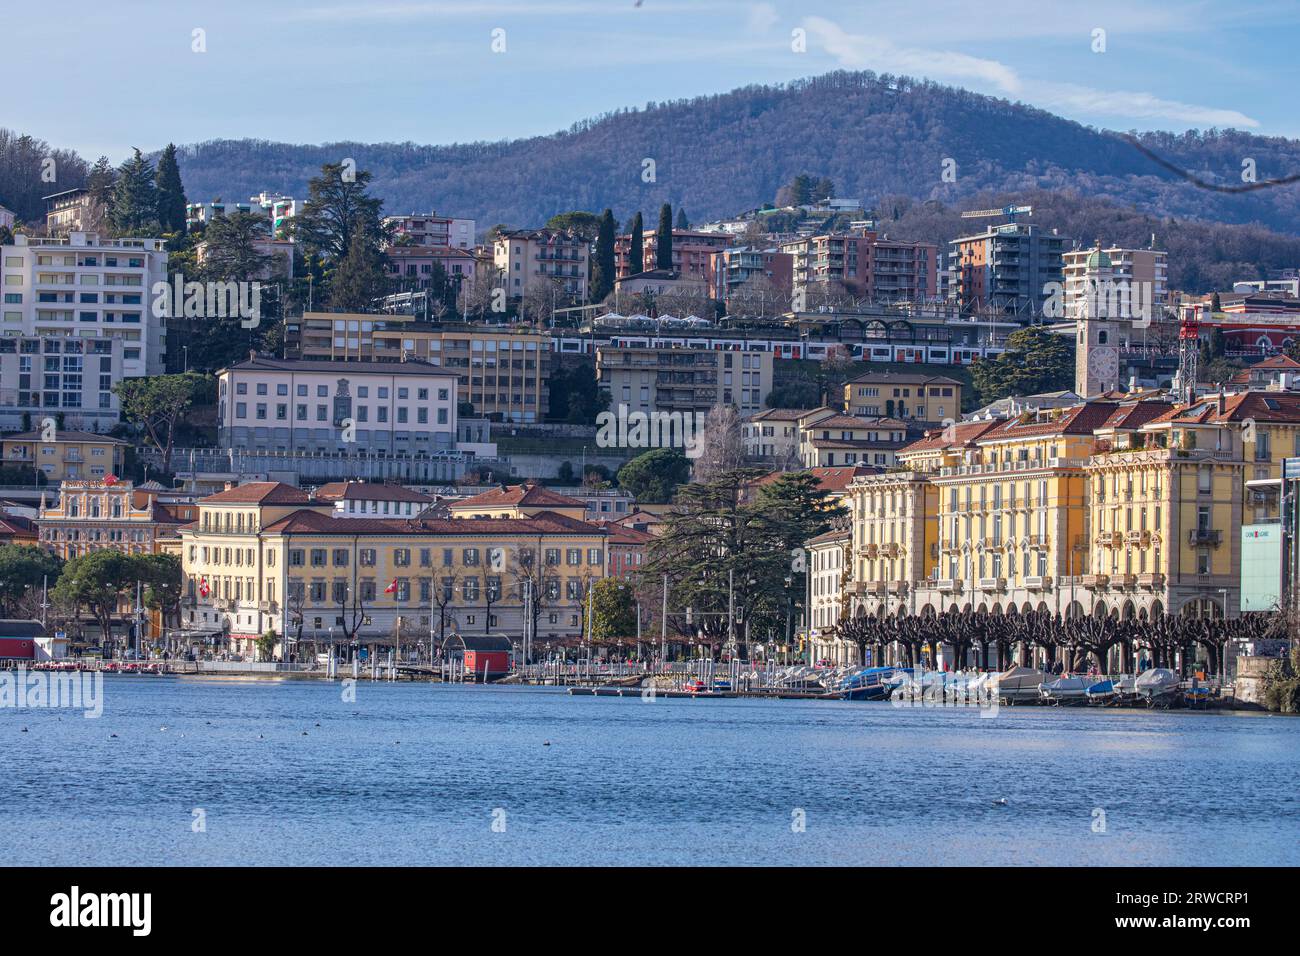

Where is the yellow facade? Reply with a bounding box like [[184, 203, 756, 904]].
[[2, 431, 126, 483], [179, 482, 608, 657]]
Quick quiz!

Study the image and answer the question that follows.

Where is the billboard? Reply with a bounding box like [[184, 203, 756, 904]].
[[1240, 523, 1284, 612]]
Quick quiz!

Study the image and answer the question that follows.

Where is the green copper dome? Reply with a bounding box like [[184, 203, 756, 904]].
[[1086, 248, 1112, 269]]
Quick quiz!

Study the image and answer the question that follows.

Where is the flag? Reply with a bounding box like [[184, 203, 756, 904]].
[[199, 577, 210, 598], [384, 579, 398, 594]]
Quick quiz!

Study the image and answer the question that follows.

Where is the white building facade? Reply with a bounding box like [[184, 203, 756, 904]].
[[2, 232, 168, 376]]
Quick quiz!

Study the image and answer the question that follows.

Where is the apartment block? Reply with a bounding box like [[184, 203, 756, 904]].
[[384, 213, 476, 249], [780, 231, 938, 302], [295, 312, 552, 423], [708, 246, 793, 302], [494, 229, 588, 299], [796, 408, 909, 468], [2, 231, 168, 376], [596, 345, 772, 417], [43, 189, 95, 235], [1062, 245, 1167, 321], [948, 223, 1069, 316], [615, 230, 733, 283], [386, 246, 479, 289], [0, 333, 125, 432], [216, 355, 459, 453]]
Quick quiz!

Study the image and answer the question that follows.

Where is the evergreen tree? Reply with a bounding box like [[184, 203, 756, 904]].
[[329, 230, 390, 311], [675, 207, 689, 230], [200, 211, 275, 281], [290, 162, 388, 263], [108, 149, 160, 236], [629, 212, 644, 275], [655, 203, 673, 271], [85, 155, 116, 231], [591, 208, 616, 301], [154, 143, 188, 235]]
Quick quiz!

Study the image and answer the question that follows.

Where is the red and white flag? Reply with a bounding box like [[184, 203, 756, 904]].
[[199, 577, 210, 598], [384, 578, 398, 594]]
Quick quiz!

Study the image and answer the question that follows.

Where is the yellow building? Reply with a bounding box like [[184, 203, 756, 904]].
[[179, 481, 607, 658], [2, 430, 126, 483], [914, 402, 1122, 617], [446, 483, 587, 521], [834, 389, 1296, 630], [1082, 391, 1300, 619], [842, 371, 963, 423]]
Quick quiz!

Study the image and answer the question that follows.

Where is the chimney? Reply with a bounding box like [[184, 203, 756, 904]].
[[1217, 385, 1225, 416]]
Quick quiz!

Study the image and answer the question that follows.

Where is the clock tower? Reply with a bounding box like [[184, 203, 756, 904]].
[[1074, 244, 1124, 397]]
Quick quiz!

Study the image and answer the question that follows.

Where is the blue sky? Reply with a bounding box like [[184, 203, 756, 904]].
[[7, 0, 1297, 161]]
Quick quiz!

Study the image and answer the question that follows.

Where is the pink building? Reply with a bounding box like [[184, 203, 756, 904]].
[[386, 246, 479, 290]]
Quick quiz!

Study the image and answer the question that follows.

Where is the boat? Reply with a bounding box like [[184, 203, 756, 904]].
[[989, 666, 1051, 704], [1084, 678, 1118, 703], [1134, 668, 1180, 705], [1039, 675, 1091, 703], [837, 666, 898, 701]]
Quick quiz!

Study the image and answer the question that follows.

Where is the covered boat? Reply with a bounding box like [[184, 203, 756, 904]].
[[990, 665, 1050, 703], [1134, 667, 1180, 704], [1039, 675, 1090, 703]]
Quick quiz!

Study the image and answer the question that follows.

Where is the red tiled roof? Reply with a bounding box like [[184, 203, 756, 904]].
[[314, 482, 434, 503], [260, 508, 604, 536], [201, 482, 313, 505], [899, 418, 1002, 454], [1097, 401, 1174, 431], [1149, 390, 1300, 425], [597, 522, 655, 546], [449, 483, 584, 510], [980, 402, 1118, 441]]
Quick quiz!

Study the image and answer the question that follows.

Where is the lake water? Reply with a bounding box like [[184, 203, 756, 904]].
[[4, 675, 1298, 866]]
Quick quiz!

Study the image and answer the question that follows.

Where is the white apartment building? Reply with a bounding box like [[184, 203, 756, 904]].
[[384, 213, 476, 249], [250, 192, 301, 238], [0, 333, 124, 431], [1062, 245, 1167, 322], [216, 356, 459, 454], [1, 232, 168, 376], [0, 203, 14, 231]]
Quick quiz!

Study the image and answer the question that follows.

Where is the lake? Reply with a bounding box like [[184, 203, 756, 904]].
[[3, 675, 1298, 866]]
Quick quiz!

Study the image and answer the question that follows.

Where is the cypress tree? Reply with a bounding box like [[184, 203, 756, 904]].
[[155, 143, 188, 235], [591, 208, 616, 301], [108, 149, 160, 236], [629, 212, 644, 275], [675, 207, 689, 230], [655, 203, 673, 271]]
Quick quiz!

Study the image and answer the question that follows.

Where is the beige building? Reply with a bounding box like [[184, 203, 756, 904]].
[[742, 408, 807, 464], [797, 408, 908, 468], [2, 430, 126, 482], [37, 478, 193, 559], [493, 229, 588, 300], [843, 371, 962, 423], [596, 345, 772, 418], [296, 313, 552, 423]]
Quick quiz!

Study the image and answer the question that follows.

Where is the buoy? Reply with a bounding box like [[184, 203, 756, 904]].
[[543, 740, 551, 747], [993, 798, 1008, 806]]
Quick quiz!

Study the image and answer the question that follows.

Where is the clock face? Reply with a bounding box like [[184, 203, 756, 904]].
[[1088, 345, 1119, 383]]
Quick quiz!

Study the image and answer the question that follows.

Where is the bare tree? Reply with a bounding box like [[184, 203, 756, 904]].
[[692, 405, 746, 482]]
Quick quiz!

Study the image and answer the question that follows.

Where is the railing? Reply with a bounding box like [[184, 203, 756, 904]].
[[1187, 529, 1222, 547]]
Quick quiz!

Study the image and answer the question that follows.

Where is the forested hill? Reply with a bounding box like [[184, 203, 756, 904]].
[[163, 71, 1300, 233]]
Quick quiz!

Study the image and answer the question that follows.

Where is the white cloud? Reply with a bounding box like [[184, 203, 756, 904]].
[[803, 16, 1023, 95], [803, 14, 1261, 130], [1034, 82, 1260, 128], [746, 2, 780, 34]]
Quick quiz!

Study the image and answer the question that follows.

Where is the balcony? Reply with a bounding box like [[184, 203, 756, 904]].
[[1114, 574, 1137, 589], [1125, 530, 1151, 547], [1026, 535, 1047, 549], [937, 578, 962, 593], [887, 580, 908, 595], [1096, 531, 1123, 549], [978, 577, 1006, 591], [1187, 529, 1222, 548], [863, 543, 879, 558], [1081, 574, 1109, 589], [1136, 573, 1166, 589], [1024, 575, 1052, 590], [880, 543, 901, 558]]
